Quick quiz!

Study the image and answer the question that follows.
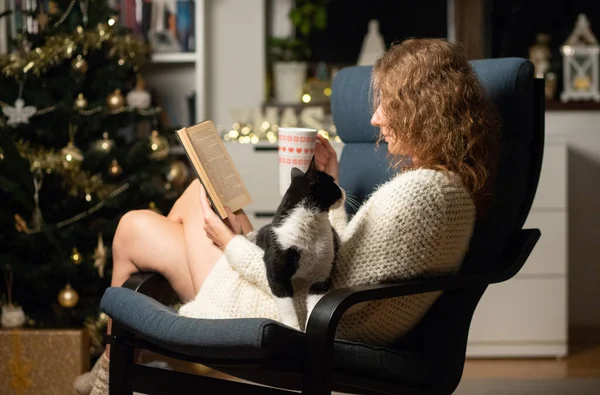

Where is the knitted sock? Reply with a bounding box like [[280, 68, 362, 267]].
[[73, 354, 109, 395], [88, 355, 110, 395]]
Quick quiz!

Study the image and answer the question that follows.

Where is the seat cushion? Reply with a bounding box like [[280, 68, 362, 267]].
[[101, 287, 432, 387]]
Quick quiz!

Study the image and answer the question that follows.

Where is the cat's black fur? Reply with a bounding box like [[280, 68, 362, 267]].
[[256, 156, 343, 329]]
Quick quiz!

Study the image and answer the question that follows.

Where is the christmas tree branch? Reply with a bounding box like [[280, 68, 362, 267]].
[[0, 24, 149, 77]]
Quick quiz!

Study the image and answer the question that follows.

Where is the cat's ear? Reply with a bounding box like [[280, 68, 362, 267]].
[[305, 156, 318, 181], [307, 155, 318, 174], [291, 167, 304, 180]]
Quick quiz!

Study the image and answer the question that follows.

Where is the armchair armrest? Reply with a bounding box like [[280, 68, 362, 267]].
[[122, 272, 179, 308], [302, 228, 540, 394]]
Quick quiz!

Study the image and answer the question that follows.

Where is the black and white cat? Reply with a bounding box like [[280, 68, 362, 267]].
[[256, 157, 345, 330]]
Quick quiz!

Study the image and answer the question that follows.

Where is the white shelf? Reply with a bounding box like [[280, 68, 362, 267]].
[[150, 52, 197, 63]]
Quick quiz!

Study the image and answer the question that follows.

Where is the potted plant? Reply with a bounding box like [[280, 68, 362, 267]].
[[269, 0, 327, 104]]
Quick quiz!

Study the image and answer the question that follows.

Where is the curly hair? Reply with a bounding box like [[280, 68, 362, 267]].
[[372, 38, 501, 215]]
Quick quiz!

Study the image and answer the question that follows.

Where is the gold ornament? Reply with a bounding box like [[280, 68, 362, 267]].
[[72, 55, 88, 73], [48, 1, 58, 15], [0, 147, 4, 161], [70, 247, 83, 264], [14, 214, 29, 233], [37, 12, 49, 29], [61, 142, 84, 170], [108, 159, 123, 176], [92, 233, 107, 278], [57, 284, 79, 308], [107, 89, 124, 109], [74, 93, 88, 109], [93, 132, 114, 153], [149, 130, 169, 160], [148, 202, 162, 214], [166, 160, 189, 187]]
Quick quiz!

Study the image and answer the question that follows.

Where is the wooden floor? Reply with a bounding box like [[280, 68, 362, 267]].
[[462, 327, 600, 379]]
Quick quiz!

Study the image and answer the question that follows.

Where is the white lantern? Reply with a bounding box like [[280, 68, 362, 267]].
[[560, 14, 600, 102]]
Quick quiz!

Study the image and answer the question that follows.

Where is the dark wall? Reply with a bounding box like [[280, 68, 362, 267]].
[[305, 0, 448, 65], [488, 0, 600, 60]]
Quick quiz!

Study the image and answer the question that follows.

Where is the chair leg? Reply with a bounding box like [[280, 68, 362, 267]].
[[108, 332, 134, 395], [301, 337, 334, 394], [302, 363, 333, 395]]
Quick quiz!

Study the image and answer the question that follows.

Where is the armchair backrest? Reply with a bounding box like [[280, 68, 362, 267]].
[[331, 58, 543, 394]]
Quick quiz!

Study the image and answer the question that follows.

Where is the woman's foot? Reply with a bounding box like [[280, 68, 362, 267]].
[[74, 354, 109, 395]]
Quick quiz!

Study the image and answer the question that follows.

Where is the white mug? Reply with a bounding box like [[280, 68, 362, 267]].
[[278, 127, 318, 196]]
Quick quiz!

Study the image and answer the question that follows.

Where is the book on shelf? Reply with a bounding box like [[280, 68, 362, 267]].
[[118, 0, 195, 53], [175, 120, 252, 219]]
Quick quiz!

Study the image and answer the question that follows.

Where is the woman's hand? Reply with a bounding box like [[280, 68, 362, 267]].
[[199, 186, 239, 249], [315, 134, 339, 183]]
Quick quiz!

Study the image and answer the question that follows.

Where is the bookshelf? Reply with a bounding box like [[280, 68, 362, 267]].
[[143, 0, 206, 127], [150, 52, 197, 64]]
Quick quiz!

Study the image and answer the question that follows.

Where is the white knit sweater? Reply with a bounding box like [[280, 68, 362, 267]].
[[179, 168, 476, 345]]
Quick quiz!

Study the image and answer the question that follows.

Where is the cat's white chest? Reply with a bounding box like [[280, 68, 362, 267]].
[[272, 206, 335, 280]]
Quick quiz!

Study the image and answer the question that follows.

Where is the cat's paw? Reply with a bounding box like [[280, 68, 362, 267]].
[[275, 297, 300, 330]]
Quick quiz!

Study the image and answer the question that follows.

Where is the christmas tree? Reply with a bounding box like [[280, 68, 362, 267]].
[[0, 0, 184, 347]]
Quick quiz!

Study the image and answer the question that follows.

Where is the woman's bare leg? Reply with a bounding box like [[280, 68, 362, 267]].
[[78, 181, 228, 394], [105, 180, 224, 358], [165, 180, 224, 292], [110, 210, 197, 299]]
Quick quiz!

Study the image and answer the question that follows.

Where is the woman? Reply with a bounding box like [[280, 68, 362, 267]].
[[77, 38, 501, 395]]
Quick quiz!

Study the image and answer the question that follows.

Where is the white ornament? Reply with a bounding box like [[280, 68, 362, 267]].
[[2, 99, 37, 126], [126, 87, 151, 109], [357, 20, 386, 66], [93, 233, 107, 278], [1, 305, 26, 328], [560, 14, 600, 102]]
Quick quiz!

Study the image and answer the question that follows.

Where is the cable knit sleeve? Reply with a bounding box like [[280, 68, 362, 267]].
[[333, 170, 452, 300], [222, 235, 271, 294]]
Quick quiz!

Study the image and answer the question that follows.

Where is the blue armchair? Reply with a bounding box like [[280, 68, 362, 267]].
[[101, 58, 544, 395]]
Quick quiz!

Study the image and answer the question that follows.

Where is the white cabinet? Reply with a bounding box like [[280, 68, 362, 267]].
[[466, 139, 568, 358], [225, 139, 569, 358]]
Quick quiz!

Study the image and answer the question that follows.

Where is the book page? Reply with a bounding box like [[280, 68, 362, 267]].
[[186, 122, 252, 213], [175, 128, 224, 217]]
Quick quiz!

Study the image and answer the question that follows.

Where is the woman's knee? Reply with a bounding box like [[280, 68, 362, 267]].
[[113, 210, 155, 258]]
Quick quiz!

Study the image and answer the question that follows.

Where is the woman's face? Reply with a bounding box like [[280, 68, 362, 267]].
[[371, 105, 392, 143], [371, 104, 413, 160]]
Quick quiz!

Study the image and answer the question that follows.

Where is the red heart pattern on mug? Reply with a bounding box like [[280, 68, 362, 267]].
[[279, 147, 314, 154], [279, 135, 315, 143], [279, 157, 312, 166]]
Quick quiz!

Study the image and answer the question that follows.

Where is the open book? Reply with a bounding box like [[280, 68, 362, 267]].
[[175, 120, 252, 219]]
